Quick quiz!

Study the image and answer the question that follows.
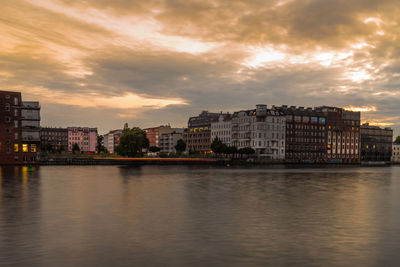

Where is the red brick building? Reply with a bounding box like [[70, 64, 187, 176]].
[[0, 91, 40, 165]]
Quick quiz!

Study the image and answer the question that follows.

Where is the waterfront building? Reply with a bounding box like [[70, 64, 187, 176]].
[[103, 129, 123, 154], [361, 123, 393, 162], [274, 106, 326, 163], [0, 91, 40, 164], [211, 114, 232, 145], [159, 129, 184, 154], [21, 102, 41, 163], [392, 143, 400, 163], [183, 111, 226, 153], [40, 128, 68, 152], [318, 106, 361, 164], [68, 127, 97, 153], [231, 105, 286, 160], [144, 125, 178, 148]]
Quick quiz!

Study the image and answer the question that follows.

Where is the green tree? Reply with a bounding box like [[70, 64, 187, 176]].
[[238, 147, 255, 157], [58, 145, 65, 154], [226, 146, 238, 157], [97, 135, 107, 153], [116, 127, 149, 157], [395, 136, 400, 144], [211, 137, 228, 155], [149, 146, 161, 153], [72, 143, 80, 154], [175, 139, 186, 154]]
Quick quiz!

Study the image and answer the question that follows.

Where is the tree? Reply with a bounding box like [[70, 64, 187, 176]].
[[149, 146, 161, 153], [72, 143, 80, 154], [238, 147, 255, 157], [58, 145, 65, 154], [211, 137, 227, 155], [116, 126, 149, 157], [226, 146, 238, 157], [395, 136, 400, 144], [175, 139, 186, 154], [97, 135, 107, 153]]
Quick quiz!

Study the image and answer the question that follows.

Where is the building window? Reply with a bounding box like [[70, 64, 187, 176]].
[[14, 144, 18, 152], [14, 120, 18, 128], [22, 144, 28, 152], [15, 133, 18, 140], [14, 109, 18, 116], [31, 144, 37, 152]]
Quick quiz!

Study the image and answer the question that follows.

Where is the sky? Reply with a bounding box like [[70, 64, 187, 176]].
[[1, 0, 400, 135]]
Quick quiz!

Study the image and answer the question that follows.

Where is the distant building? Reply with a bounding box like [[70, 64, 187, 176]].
[[144, 125, 178, 148], [40, 127, 68, 152], [318, 106, 361, 164], [211, 114, 232, 145], [392, 143, 400, 163], [183, 111, 227, 153], [231, 105, 286, 160], [103, 129, 123, 154], [274, 106, 326, 163], [0, 91, 40, 164], [361, 123, 393, 162], [68, 127, 97, 153], [159, 129, 184, 154]]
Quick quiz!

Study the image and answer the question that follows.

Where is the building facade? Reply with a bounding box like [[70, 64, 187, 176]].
[[392, 143, 400, 163], [360, 123, 393, 162], [211, 114, 232, 145], [319, 106, 361, 164], [21, 101, 40, 162], [40, 127, 68, 152], [103, 129, 122, 154], [273, 106, 326, 162], [144, 125, 179, 148], [0, 91, 40, 165], [183, 111, 225, 153], [231, 105, 286, 160], [159, 129, 184, 154], [68, 127, 98, 153]]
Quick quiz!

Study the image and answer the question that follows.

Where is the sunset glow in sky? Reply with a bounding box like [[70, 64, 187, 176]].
[[2, 0, 400, 134]]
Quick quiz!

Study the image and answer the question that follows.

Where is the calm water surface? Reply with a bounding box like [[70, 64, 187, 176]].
[[1, 165, 400, 266]]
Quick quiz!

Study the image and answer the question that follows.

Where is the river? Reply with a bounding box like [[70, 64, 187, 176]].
[[1, 165, 400, 266]]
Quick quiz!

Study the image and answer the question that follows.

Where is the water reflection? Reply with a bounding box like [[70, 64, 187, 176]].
[[1, 166, 400, 266]]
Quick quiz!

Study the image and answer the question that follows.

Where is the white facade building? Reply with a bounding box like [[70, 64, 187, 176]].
[[159, 129, 184, 154], [232, 105, 286, 160], [211, 114, 232, 145], [103, 129, 122, 154], [393, 143, 400, 163]]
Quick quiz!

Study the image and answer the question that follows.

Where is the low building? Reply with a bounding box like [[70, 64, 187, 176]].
[[392, 143, 400, 163], [211, 114, 232, 145], [40, 127, 68, 152], [159, 129, 184, 154], [103, 129, 123, 154], [144, 125, 180, 148], [361, 123, 393, 162], [0, 91, 40, 164], [68, 127, 98, 153]]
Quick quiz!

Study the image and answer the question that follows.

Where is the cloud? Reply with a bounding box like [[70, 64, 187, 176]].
[[1, 0, 400, 136]]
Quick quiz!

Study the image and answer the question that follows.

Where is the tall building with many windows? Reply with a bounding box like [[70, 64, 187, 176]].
[[103, 129, 123, 154], [0, 91, 40, 164], [40, 127, 68, 152], [211, 114, 232, 146]]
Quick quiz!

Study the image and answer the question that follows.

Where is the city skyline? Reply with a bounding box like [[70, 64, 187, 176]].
[[2, 0, 400, 135]]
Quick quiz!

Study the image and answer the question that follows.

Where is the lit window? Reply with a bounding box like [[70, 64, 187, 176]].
[[14, 144, 18, 152], [31, 144, 36, 152], [22, 144, 28, 152]]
